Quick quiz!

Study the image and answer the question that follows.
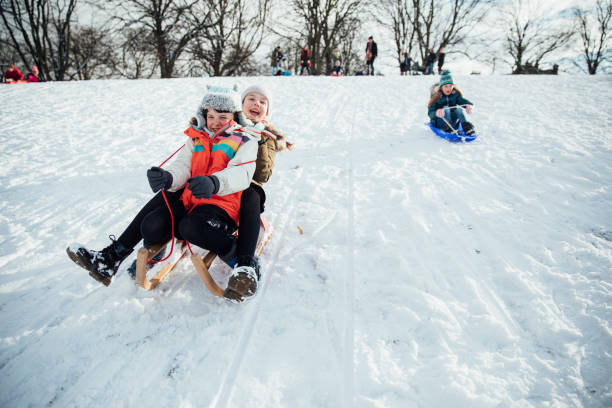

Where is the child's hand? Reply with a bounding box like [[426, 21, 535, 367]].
[[436, 109, 445, 118], [465, 105, 473, 114], [147, 167, 173, 193], [187, 175, 220, 199]]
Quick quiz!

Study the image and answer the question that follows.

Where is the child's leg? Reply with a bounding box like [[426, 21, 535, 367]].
[[178, 205, 237, 257], [236, 185, 265, 262], [450, 109, 467, 127], [140, 198, 187, 247], [117, 189, 183, 250]]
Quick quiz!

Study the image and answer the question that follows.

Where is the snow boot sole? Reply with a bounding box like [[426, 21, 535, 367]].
[[66, 247, 112, 287]]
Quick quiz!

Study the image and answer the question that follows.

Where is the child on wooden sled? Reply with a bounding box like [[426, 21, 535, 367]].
[[67, 85, 291, 302]]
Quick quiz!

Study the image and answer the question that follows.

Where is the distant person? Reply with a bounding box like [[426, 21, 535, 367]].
[[271, 46, 283, 76], [424, 49, 436, 75], [26, 65, 41, 82], [4, 63, 24, 83], [399, 49, 412, 76], [365, 36, 378, 76], [331, 49, 342, 75], [437, 47, 446, 74], [428, 70, 476, 135], [300, 45, 311, 75]]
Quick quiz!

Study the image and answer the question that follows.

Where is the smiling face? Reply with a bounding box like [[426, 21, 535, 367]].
[[206, 109, 234, 133], [441, 83, 453, 95], [242, 92, 269, 123]]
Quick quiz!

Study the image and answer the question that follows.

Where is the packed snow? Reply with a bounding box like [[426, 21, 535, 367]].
[[0, 75, 611, 407]]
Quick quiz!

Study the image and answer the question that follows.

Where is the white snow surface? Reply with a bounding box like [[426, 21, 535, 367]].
[[1, 76, 611, 407]]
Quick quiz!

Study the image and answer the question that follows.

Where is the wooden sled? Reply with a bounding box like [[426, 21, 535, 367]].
[[135, 216, 273, 297]]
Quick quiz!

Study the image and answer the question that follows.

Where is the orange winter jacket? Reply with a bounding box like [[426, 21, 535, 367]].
[[165, 121, 258, 223]]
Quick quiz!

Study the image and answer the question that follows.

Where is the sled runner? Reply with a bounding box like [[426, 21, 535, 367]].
[[135, 216, 273, 297], [428, 122, 478, 143]]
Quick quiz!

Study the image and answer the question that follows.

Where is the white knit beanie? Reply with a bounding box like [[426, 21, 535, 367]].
[[241, 85, 272, 115], [195, 85, 243, 128]]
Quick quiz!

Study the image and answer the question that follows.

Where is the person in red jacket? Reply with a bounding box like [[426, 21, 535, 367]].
[[26, 66, 40, 82], [4, 64, 24, 83], [300, 45, 311, 75]]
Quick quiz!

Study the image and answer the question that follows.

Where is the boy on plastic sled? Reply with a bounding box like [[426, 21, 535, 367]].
[[428, 70, 476, 136]]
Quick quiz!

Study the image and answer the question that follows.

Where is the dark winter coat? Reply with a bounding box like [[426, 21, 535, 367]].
[[365, 41, 378, 60], [300, 48, 310, 65], [426, 52, 436, 65], [437, 52, 445, 69], [400, 52, 411, 71], [271, 49, 283, 66], [428, 89, 473, 121]]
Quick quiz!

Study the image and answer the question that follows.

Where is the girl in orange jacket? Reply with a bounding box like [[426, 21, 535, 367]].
[[67, 86, 258, 286]]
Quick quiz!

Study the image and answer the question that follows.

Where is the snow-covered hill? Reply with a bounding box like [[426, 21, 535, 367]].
[[0, 75, 611, 407]]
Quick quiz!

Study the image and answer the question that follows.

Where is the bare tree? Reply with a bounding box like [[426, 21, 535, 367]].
[[505, 0, 574, 74], [0, 0, 78, 81], [272, 0, 365, 75], [69, 25, 115, 80], [410, 0, 491, 65], [374, 0, 490, 68], [113, 26, 159, 79], [109, 0, 215, 78], [336, 15, 361, 74], [188, 0, 270, 76], [574, 0, 611, 74], [374, 0, 417, 69]]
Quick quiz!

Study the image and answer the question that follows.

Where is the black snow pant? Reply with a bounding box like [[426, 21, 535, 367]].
[[236, 184, 266, 264], [117, 189, 184, 250], [117, 189, 236, 258], [366, 57, 375, 75], [140, 200, 237, 257]]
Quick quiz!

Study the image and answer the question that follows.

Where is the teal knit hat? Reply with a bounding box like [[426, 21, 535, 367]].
[[440, 70, 453, 86]]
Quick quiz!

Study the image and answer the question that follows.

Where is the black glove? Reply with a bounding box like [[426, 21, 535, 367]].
[[187, 175, 220, 199], [147, 166, 173, 193]]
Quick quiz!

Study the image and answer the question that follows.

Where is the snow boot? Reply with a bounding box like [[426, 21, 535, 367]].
[[66, 236, 132, 286], [462, 121, 476, 136], [126, 246, 166, 279], [224, 255, 261, 302]]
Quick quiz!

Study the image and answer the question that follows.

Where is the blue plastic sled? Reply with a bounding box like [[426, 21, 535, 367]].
[[428, 122, 478, 143]]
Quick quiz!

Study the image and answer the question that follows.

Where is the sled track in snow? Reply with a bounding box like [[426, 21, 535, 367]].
[[209, 177, 301, 408], [343, 96, 357, 407], [209, 89, 350, 408]]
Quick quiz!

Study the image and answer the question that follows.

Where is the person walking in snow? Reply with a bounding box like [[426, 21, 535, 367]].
[[67, 86, 259, 287], [424, 49, 436, 75], [365, 36, 378, 76], [271, 46, 284, 75], [300, 45, 311, 75], [428, 70, 476, 135], [4, 63, 24, 83], [437, 47, 446, 74], [399, 49, 412, 76]]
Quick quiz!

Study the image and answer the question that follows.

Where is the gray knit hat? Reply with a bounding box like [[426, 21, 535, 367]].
[[195, 85, 245, 128], [241, 85, 272, 115]]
